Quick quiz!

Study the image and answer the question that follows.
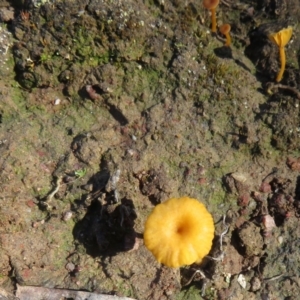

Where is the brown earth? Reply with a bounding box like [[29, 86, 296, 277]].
[[0, 0, 300, 299]]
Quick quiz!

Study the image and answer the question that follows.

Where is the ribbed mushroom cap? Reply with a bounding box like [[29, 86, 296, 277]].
[[203, 0, 220, 9], [144, 197, 215, 268], [269, 26, 293, 48]]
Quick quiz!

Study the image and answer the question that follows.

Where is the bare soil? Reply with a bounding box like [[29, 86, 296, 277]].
[[1, 0, 300, 299]]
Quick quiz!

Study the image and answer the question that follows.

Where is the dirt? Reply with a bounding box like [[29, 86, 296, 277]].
[[0, 0, 300, 299]]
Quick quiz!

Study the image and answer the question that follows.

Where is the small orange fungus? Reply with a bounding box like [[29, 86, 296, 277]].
[[268, 26, 293, 82], [219, 23, 231, 47], [203, 0, 220, 33], [144, 197, 215, 268]]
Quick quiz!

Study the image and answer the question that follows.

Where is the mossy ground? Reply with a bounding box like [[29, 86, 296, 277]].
[[1, 0, 300, 299]]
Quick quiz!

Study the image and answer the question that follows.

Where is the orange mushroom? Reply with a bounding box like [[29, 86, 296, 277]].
[[203, 0, 220, 33], [219, 24, 231, 47], [144, 197, 215, 268], [268, 26, 293, 82]]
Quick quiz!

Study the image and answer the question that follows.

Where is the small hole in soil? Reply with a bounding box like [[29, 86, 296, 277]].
[[231, 229, 246, 256], [294, 175, 300, 199]]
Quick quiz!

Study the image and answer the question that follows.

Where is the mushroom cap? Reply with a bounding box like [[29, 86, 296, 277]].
[[144, 197, 215, 268], [203, 0, 220, 10], [219, 23, 231, 35], [269, 26, 293, 48]]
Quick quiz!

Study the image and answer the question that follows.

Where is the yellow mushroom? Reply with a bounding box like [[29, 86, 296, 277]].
[[203, 0, 220, 33], [268, 26, 293, 82], [144, 197, 215, 268], [219, 24, 231, 47]]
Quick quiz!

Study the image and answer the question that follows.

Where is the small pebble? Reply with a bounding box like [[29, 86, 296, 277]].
[[63, 211, 73, 221], [126, 149, 135, 156], [251, 276, 261, 292], [65, 262, 75, 272], [81, 184, 93, 191], [237, 274, 247, 289], [54, 98, 61, 105]]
